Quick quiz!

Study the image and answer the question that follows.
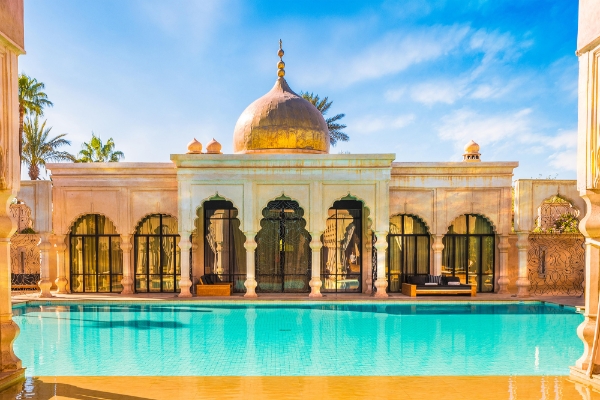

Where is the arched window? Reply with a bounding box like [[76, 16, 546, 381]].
[[387, 214, 430, 292], [203, 200, 246, 292], [321, 200, 363, 293], [256, 198, 311, 293], [442, 214, 495, 293], [70, 214, 122, 293], [134, 214, 180, 293]]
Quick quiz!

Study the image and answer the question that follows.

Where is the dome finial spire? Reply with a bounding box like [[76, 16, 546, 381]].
[[277, 39, 285, 77]]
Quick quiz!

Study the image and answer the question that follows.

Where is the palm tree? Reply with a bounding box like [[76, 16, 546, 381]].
[[19, 74, 53, 157], [22, 116, 76, 180], [301, 92, 349, 146], [77, 132, 125, 162]]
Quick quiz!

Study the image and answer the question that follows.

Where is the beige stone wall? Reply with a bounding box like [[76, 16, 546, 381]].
[[0, 0, 23, 52], [577, 0, 600, 55]]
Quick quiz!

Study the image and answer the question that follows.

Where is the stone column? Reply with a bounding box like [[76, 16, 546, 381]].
[[497, 235, 511, 294], [243, 232, 258, 298], [54, 235, 69, 293], [177, 233, 192, 298], [38, 233, 52, 297], [0, 238, 22, 374], [576, 239, 600, 371], [120, 234, 134, 295], [309, 232, 323, 298], [515, 231, 530, 297], [432, 234, 444, 276], [374, 231, 388, 298]]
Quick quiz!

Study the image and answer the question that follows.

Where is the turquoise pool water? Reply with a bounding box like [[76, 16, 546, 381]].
[[13, 301, 582, 376]]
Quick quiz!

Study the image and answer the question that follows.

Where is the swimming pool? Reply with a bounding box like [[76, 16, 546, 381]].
[[13, 301, 583, 377]]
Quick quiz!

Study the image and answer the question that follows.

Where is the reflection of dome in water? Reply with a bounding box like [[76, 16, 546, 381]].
[[232, 42, 330, 154]]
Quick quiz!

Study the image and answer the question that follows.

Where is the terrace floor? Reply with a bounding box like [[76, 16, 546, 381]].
[[11, 291, 585, 308], [2, 376, 600, 400]]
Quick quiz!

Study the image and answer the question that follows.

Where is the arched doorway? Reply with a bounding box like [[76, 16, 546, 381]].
[[70, 214, 122, 293], [442, 214, 495, 293], [203, 200, 246, 292], [256, 198, 311, 293], [387, 214, 430, 292], [134, 214, 180, 293], [321, 200, 363, 293]]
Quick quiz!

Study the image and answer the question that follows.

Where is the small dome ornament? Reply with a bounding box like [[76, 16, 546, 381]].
[[277, 39, 285, 77], [463, 139, 481, 162], [186, 138, 203, 154], [206, 138, 223, 154]]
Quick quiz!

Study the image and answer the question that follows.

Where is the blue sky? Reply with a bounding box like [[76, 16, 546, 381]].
[[20, 0, 578, 179]]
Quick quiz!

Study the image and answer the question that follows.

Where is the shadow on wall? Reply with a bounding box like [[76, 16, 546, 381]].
[[2, 377, 153, 400]]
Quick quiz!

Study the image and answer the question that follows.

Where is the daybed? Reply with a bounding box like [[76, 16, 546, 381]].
[[196, 273, 233, 296], [401, 275, 476, 297]]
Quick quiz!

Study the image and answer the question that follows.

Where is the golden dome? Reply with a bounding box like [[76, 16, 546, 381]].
[[232, 42, 330, 154], [463, 139, 481, 162], [187, 138, 202, 154], [206, 138, 222, 154]]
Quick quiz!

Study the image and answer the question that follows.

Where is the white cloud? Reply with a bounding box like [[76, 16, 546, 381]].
[[438, 107, 533, 145], [135, 0, 234, 45], [301, 25, 470, 87], [410, 81, 466, 105], [548, 150, 577, 171], [351, 114, 416, 134]]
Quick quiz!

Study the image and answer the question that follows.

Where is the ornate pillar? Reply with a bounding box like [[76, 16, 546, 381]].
[[0, 236, 21, 373], [432, 234, 444, 276], [177, 232, 192, 298], [374, 231, 388, 298], [497, 235, 510, 294], [515, 232, 530, 297], [38, 233, 52, 297], [575, 239, 600, 372], [243, 232, 257, 298], [120, 234, 134, 295], [54, 235, 69, 293], [309, 232, 323, 298]]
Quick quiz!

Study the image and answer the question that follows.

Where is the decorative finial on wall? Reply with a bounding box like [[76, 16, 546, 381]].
[[277, 39, 285, 77]]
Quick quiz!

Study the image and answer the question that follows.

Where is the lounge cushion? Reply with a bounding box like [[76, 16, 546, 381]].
[[446, 276, 461, 283], [409, 275, 428, 285], [428, 275, 442, 284], [200, 276, 209, 285]]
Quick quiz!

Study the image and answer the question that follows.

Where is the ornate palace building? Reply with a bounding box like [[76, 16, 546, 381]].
[[14, 44, 527, 300]]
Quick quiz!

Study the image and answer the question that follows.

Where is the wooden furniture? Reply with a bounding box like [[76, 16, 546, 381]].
[[196, 283, 232, 296], [402, 282, 476, 297], [196, 274, 233, 296]]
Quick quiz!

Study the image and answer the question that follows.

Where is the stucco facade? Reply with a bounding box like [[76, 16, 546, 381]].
[[41, 149, 518, 299]]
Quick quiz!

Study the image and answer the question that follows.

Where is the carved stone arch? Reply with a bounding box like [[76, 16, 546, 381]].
[[194, 193, 244, 234], [257, 192, 310, 232], [133, 212, 179, 235], [445, 212, 498, 234], [67, 212, 121, 235], [10, 202, 33, 233], [324, 193, 373, 234], [389, 213, 431, 235]]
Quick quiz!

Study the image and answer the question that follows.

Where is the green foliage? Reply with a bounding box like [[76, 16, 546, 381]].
[[20, 227, 36, 234], [18, 74, 54, 160], [19, 74, 53, 116], [553, 213, 579, 233], [77, 133, 125, 162], [22, 115, 76, 180], [300, 92, 348, 146]]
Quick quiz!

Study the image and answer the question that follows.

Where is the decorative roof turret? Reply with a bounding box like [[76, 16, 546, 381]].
[[463, 140, 481, 162], [206, 138, 223, 154], [187, 138, 203, 154]]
